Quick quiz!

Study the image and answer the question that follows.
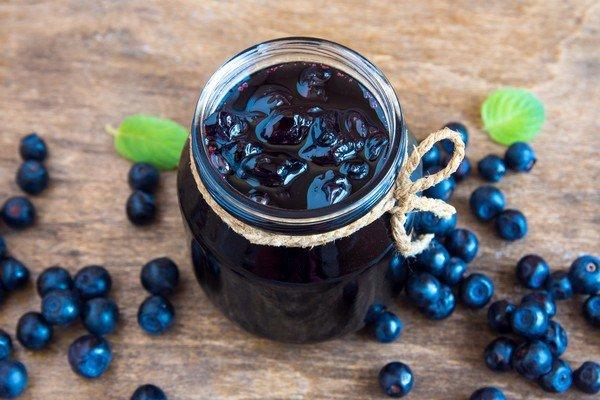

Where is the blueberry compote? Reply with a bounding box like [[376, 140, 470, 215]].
[[179, 38, 415, 343], [202, 62, 389, 210]]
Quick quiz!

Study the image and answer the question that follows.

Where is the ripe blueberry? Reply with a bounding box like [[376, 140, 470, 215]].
[[413, 211, 457, 236], [378, 361, 414, 398], [545, 271, 573, 300], [540, 359, 572, 393], [460, 273, 494, 309], [127, 191, 157, 225], [583, 294, 600, 327], [511, 302, 549, 339], [68, 335, 112, 379], [484, 336, 516, 372], [415, 239, 449, 277], [423, 166, 455, 201], [141, 257, 180, 296], [541, 320, 568, 357], [36, 266, 73, 296], [129, 163, 160, 193], [487, 300, 516, 334], [442, 122, 469, 152], [504, 142, 536, 172], [19, 133, 47, 161], [0, 197, 35, 229], [444, 228, 479, 263], [574, 361, 600, 394], [0, 257, 30, 291], [521, 290, 556, 318], [420, 284, 455, 320], [516, 255, 549, 289], [82, 297, 119, 336], [0, 360, 28, 398], [74, 265, 112, 300], [421, 144, 442, 170], [138, 295, 175, 335], [477, 155, 506, 182], [469, 185, 505, 221], [469, 387, 505, 400], [131, 384, 167, 400], [440, 257, 468, 287], [495, 209, 527, 241], [406, 273, 441, 307], [568, 255, 600, 295], [16, 160, 49, 195], [16, 312, 53, 350], [373, 311, 403, 343], [0, 330, 12, 361], [41, 289, 81, 326], [512, 340, 553, 380]]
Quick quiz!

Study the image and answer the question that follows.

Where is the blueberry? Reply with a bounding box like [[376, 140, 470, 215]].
[[413, 211, 457, 236], [511, 302, 549, 339], [477, 155, 506, 182], [484, 337, 516, 372], [568, 255, 600, 295], [131, 384, 167, 400], [129, 163, 160, 193], [0, 330, 12, 361], [0, 360, 28, 398], [440, 257, 468, 287], [138, 295, 175, 335], [423, 166, 455, 201], [141, 257, 180, 296], [415, 239, 449, 277], [504, 142, 536, 172], [364, 304, 387, 325], [521, 290, 556, 318], [16, 160, 49, 195], [36, 266, 73, 296], [41, 289, 81, 326], [0, 257, 30, 291], [420, 284, 455, 320], [74, 265, 112, 300], [406, 272, 441, 307], [516, 255, 550, 289], [68, 334, 112, 379], [574, 361, 600, 394], [452, 156, 472, 183], [487, 300, 516, 334], [542, 322, 568, 361], [512, 340, 553, 380], [378, 361, 414, 398], [442, 122, 469, 152], [495, 209, 527, 241], [460, 273, 494, 309], [16, 312, 53, 350], [127, 191, 157, 225], [20, 133, 47, 161], [82, 297, 119, 336], [388, 253, 408, 290], [545, 271, 573, 300], [421, 144, 442, 170], [540, 359, 572, 393], [444, 228, 478, 263], [583, 294, 600, 327], [0, 197, 35, 229], [469, 387, 505, 400], [0, 237, 6, 260], [469, 186, 506, 221], [373, 311, 403, 343]]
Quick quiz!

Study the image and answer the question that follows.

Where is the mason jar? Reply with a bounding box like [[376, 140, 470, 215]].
[[178, 37, 420, 343]]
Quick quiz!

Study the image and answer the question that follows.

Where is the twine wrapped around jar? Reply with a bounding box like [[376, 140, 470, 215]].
[[190, 127, 465, 257]]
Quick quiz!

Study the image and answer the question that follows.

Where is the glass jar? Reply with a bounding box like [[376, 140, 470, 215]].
[[178, 37, 420, 343]]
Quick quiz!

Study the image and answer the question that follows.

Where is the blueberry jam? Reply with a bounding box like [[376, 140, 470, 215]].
[[200, 62, 389, 210]]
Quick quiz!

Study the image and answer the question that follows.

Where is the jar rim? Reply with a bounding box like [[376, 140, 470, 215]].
[[191, 37, 407, 233]]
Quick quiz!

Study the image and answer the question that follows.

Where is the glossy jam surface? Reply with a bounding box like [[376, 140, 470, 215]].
[[200, 62, 390, 210]]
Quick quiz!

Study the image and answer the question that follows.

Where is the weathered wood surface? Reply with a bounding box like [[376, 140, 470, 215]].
[[0, 1, 598, 399]]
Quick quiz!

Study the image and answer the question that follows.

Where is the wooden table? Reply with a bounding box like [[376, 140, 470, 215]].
[[0, 1, 598, 399]]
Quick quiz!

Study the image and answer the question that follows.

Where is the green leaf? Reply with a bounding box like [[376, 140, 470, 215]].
[[481, 88, 545, 146], [106, 114, 188, 170]]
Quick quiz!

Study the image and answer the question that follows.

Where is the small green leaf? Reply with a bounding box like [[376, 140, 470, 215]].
[[481, 88, 545, 146], [106, 114, 188, 170]]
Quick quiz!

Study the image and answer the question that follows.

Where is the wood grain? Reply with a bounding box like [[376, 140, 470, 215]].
[[0, 1, 599, 399]]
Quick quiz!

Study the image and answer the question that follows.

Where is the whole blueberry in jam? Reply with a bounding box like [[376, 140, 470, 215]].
[[512, 340, 553, 380], [583, 294, 600, 327], [568, 255, 600, 295], [460, 273, 494, 309], [484, 336, 516, 372], [444, 228, 479, 263], [477, 155, 506, 182], [442, 122, 469, 153], [378, 361, 414, 398], [504, 142, 536, 172], [487, 300, 516, 334], [495, 209, 527, 241], [20, 133, 47, 161], [516, 254, 550, 289], [0, 197, 35, 229], [201, 62, 391, 210], [469, 185, 505, 221]]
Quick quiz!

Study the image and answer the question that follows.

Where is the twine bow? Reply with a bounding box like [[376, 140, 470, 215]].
[[189, 127, 465, 257]]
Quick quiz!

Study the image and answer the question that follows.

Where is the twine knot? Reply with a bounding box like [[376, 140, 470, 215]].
[[190, 127, 465, 257]]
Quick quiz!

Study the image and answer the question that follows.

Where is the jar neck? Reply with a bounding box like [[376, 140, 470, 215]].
[[191, 37, 406, 234]]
